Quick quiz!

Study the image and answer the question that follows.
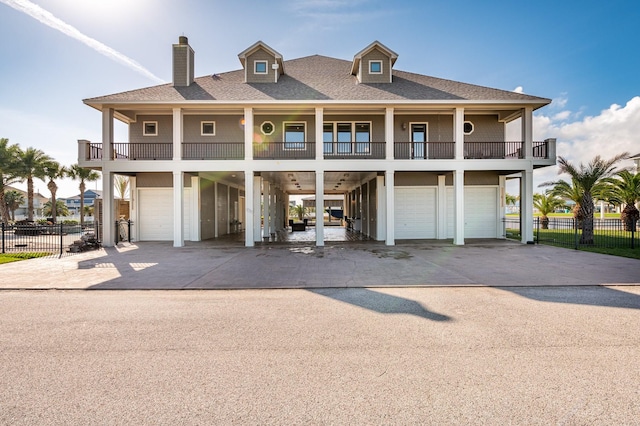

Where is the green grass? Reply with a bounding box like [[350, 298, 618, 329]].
[[506, 213, 621, 218], [0, 252, 51, 264]]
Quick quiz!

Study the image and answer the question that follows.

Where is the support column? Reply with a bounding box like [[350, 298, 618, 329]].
[[244, 171, 254, 247], [385, 171, 395, 245], [454, 169, 465, 245], [173, 171, 184, 247], [101, 170, 114, 247], [522, 107, 533, 160], [376, 175, 386, 242], [253, 175, 261, 243], [269, 185, 276, 237], [172, 108, 183, 160], [262, 180, 270, 240], [454, 107, 465, 160], [102, 108, 114, 160], [315, 107, 324, 160], [437, 174, 447, 239], [244, 107, 253, 160], [315, 172, 324, 247], [385, 107, 394, 160], [521, 169, 534, 244], [191, 176, 201, 241], [499, 175, 507, 239], [129, 176, 137, 241]]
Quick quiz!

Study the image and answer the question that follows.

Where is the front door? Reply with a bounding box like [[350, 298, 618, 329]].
[[411, 123, 427, 159]]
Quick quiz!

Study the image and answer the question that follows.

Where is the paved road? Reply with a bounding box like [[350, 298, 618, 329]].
[[1, 287, 639, 424]]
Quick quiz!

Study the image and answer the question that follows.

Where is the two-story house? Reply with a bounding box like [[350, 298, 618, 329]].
[[78, 36, 555, 247]]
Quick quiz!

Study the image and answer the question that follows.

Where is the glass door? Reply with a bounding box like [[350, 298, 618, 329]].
[[411, 123, 427, 159]]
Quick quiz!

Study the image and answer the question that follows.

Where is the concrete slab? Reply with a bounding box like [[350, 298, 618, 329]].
[[1, 241, 638, 289]]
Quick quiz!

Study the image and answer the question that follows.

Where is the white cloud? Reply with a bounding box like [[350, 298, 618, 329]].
[[550, 93, 568, 109], [0, 0, 164, 84], [552, 110, 571, 121], [513, 86, 524, 93]]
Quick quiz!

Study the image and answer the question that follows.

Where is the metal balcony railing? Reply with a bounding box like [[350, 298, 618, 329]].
[[463, 141, 523, 159], [253, 142, 316, 159], [533, 140, 549, 159], [111, 143, 173, 160], [394, 142, 455, 159], [182, 143, 244, 160], [323, 142, 386, 159]]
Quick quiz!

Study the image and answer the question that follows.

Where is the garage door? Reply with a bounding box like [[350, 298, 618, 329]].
[[138, 189, 191, 241], [446, 187, 498, 238], [394, 187, 437, 239]]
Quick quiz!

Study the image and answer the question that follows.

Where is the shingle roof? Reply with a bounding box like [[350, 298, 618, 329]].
[[84, 55, 550, 106]]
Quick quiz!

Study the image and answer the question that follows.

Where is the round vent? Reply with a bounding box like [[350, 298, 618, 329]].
[[261, 121, 275, 135]]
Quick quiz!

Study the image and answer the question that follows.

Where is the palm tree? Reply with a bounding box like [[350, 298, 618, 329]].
[[543, 178, 584, 221], [83, 205, 94, 218], [42, 161, 67, 223], [533, 191, 565, 229], [0, 138, 21, 225], [291, 204, 307, 220], [14, 147, 53, 221], [114, 175, 129, 199], [68, 164, 100, 227], [43, 200, 70, 218], [505, 193, 519, 208], [4, 189, 24, 222], [604, 170, 640, 231], [544, 154, 628, 244]]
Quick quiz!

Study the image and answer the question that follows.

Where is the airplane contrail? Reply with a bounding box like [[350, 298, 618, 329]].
[[1, 0, 165, 84]]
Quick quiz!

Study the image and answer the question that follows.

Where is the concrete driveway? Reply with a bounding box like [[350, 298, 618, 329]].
[[0, 240, 638, 289]]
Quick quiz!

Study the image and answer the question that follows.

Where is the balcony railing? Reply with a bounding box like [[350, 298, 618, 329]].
[[323, 142, 386, 159], [394, 142, 455, 159], [182, 143, 244, 160], [253, 142, 316, 159], [463, 141, 523, 159], [533, 140, 549, 159], [88, 143, 103, 160], [112, 143, 173, 160]]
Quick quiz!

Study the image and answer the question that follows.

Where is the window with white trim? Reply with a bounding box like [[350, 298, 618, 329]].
[[143, 121, 157, 136], [254, 60, 268, 74], [323, 122, 371, 155], [284, 122, 305, 149], [369, 60, 382, 74], [201, 121, 215, 136]]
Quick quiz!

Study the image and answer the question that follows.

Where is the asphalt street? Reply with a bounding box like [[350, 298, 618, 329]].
[[1, 287, 639, 424]]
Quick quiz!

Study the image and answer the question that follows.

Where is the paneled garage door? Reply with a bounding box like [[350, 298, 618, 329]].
[[138, 189, 191, 241], [446, 187, 498, 238], [394, 187, 437, 239]]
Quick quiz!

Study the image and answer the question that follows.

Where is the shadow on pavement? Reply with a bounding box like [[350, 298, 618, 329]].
[[500, 286, 640, 310], [309, 288, 452, 321]]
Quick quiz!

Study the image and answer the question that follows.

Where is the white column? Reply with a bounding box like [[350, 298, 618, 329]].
[[172, 108, 183, 160], [129, 176, 137, 241], [521, 169, 534, 243], [262, 180, 270, 240], [244, 171, 254, 247], [101, 170, 114, 247], [454, 107, 465, 160], [244, 107, 253, 160], [499, 175, 506, 239], [315, 107, 324, 160], [253, 175, 262, 243], [376, 175, 386, 241], [385, 171, 395, 245], [173, 171, 184, 247], [454, 169, 465, 245], [315, 171, 324, 246], [437, 174, 447, 239], [191, 176, 201, 241], [269, 185, 276, 237], [102, 108, 114, 160], [522, 107, 533, 160], [385, 107, 394, 160]]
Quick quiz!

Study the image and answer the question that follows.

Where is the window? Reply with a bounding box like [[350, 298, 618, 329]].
[[369, 60, 382, 74], [143, 121, 157, 136], [201, 121, 215, 136], [355, 123, 371, 153], [464, 121, 474, 135], [254, 60, 268, 74], [324, 122, 372, 155], [337, 123, 352, 153], [260, 121, 275, 136], [323, 123, 334, 154], [284, 123, 305, 149]]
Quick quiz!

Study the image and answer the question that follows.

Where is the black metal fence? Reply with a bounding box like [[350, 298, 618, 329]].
[[1, 222, 100, 257], [503, 217, 638, 249]]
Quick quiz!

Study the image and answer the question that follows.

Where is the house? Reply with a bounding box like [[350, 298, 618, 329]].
[[62, 189, 102, 217], [77, 36, 556, 247], [3, 185, 49, 220]]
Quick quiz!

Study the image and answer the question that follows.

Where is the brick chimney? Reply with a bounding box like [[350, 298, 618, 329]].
[[173, 36, 194, 87]]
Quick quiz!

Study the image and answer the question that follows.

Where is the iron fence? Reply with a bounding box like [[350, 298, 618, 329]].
[[1, 222, 100, 257], [503, 217, 638, 249]]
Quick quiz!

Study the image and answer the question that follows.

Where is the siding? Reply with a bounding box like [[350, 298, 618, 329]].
[[464, 115, 504, 142], [183, 115, 244, 142], [360, 48, 391, 84], [246, 48, 276, 83], [394, 115, 454, 142], [136, 172, 192, 187], [130, 115, 173, 143]]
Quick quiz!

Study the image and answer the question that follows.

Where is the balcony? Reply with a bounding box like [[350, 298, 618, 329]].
[[183, 143, 244, 160], [394, 142, 455, 159], [253, 142, 316, 160], [324, 142, 386, 159]]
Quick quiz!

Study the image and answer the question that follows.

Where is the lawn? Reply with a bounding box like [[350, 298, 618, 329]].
[[0, 252, 50, 264]]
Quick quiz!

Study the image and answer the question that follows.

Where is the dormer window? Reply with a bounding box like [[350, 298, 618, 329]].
[[369, 60, 382, 74], [254, 60, 268, 74]]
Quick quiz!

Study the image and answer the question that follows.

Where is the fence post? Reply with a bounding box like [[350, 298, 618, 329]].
[[574, 218, 579, 250], [2, 222, 5, 254], [536, 217, 540, 244], [632, 219, 636, 250], [59, 222, 64, 257]]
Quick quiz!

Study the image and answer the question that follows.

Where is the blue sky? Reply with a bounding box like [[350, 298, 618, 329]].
[[1, 0, 639, 197]]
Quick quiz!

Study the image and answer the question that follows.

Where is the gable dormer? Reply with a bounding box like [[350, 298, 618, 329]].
[[350, 41, 398, 84], [238, 41, 285, 83]]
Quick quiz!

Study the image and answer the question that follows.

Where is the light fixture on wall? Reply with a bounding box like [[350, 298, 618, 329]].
[[401, 122, 407, 131]]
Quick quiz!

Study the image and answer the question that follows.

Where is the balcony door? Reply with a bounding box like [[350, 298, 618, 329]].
[[411, 123, 428, 159]]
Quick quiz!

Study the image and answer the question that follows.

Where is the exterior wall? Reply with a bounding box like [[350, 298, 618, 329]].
[[200, 178, 216, 240], [324, 115, 385, 141], [395, 172, 445, 186], [464, 115, 504, 141], [130, 115, 173, 143], [394, 115, 454, 142], [136, 172, 192, 187], [254, 114, 316, 142], [360, 48, 391, 84], [172, 43, 194, 87], [464, 171, 500, 185], [183, 115, 244, 142], [246, 48, 276, 83]]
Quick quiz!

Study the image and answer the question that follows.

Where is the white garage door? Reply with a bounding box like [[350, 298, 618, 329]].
[[138, 189, 191, 241], [446, 187, 498, 238], [394, 187, 437, 239]]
